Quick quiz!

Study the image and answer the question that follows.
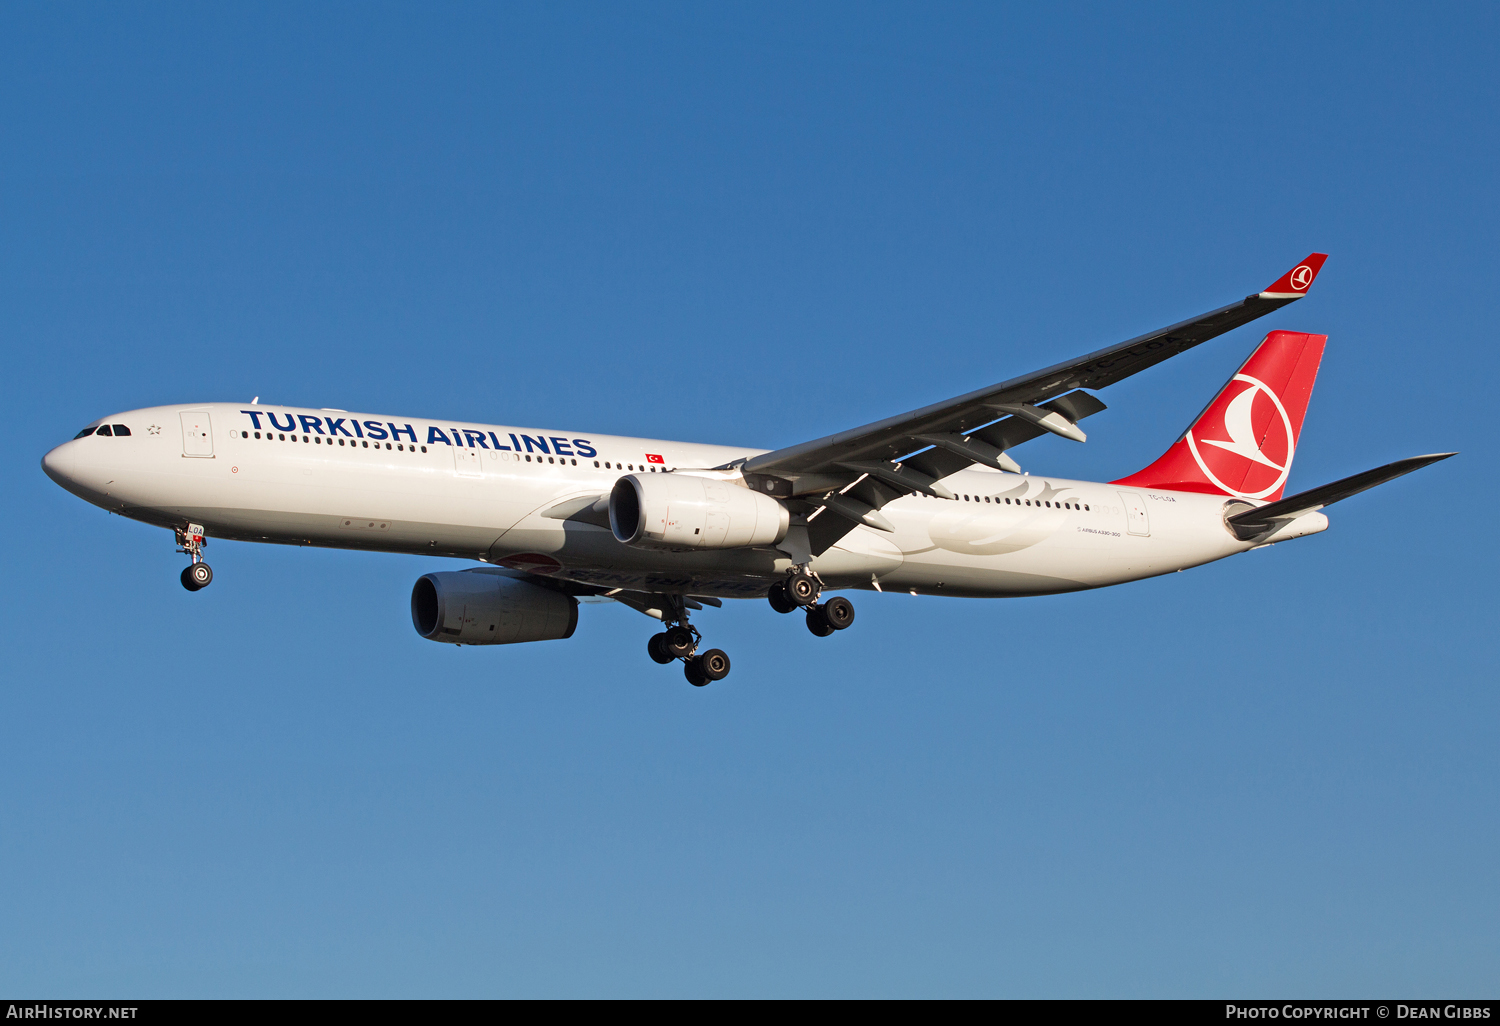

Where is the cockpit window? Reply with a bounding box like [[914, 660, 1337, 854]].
[[111, 424, 131, 436], [95, 425, 113, 436], [74, 426, 98, 438]]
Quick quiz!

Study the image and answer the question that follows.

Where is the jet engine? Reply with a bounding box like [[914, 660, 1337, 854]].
[[610, 473, 790, 550], [411, 570, 578, 645]]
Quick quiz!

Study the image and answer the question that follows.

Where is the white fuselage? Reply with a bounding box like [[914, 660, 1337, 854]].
[[42, 402, 1326, 600]]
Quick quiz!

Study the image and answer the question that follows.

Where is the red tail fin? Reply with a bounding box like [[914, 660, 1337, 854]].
[[1112, 330, 1326, 501]]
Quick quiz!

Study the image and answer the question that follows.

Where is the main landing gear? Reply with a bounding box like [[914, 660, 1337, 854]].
[[768, 569, 856, 637], [177, 524, 213, 592], [646, 600, 732, 687]]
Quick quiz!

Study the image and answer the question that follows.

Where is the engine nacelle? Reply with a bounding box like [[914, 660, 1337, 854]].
[[411, 570, 578, 645], [610, 473, 790, 550]]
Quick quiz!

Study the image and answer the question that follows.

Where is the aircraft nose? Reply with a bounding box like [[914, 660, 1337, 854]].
[[41, 443, 75, 486]]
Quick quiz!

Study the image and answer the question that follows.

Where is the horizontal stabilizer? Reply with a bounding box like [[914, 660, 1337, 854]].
[[1226, 452, 1456, 537]]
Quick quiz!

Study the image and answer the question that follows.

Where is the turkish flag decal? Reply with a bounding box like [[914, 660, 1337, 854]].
[[646, 453, 665, 464]]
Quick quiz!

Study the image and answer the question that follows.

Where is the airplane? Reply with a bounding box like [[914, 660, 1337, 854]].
[[41, 254, 1454, 686]]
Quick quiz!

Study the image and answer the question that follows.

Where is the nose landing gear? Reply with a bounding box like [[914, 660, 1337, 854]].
[[645, 598, 733, 686], [181, 562, 213, 591], [176, 524, 213, 592]]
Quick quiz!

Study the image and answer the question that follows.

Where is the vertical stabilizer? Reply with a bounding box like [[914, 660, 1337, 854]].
[[1111, 330, 1326, 501]]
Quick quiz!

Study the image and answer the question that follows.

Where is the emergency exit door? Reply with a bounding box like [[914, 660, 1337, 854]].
[[454, 443, 485, 478]]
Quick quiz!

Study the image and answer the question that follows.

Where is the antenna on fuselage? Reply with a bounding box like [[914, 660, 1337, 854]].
[[251, 397, 259, 404]]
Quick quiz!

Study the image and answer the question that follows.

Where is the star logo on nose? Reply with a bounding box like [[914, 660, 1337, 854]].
[[147, 424, 161, 435]]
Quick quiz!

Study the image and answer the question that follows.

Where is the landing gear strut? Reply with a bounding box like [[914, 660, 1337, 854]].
[[177, 524, 213, 592], [645, 597, 732, 686]]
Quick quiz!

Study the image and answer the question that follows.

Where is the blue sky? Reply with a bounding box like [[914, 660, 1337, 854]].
[[2, 2, 1496, 997]]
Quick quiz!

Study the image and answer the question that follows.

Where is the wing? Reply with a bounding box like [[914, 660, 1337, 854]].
[[733, 254, 1329, 550]]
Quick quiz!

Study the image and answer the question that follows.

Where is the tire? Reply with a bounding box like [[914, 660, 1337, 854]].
[[181, 563, 212, 591], [805, 605, 835, 637], [787, 574, 820, 607], [684, 658, 710, 686], [697, 648, 731, 681], [822, 596, 855, 630], [647, 633, 674, 664], [767, 581, 797, 614], [663, 624, 696, 658]]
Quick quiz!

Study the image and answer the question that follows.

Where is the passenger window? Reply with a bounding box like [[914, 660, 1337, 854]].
[[421, 446, 427, 453], [548, 457, 555, 464], [594, 461, 600, 468]]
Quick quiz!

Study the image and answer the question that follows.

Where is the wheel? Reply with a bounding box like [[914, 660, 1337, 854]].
[[697, 648, 731, 681], [786, 573, 820, 606], [647, 633, 674, 664], [684, 658, 710, 686], [822, 596, 855, 630], [767, 581, 797, 614], [663, 624, 696, 658], [805, 605, 835, 637], [181, 563, 212, 591]]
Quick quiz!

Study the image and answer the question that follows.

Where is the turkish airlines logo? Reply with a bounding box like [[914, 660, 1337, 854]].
[[1288, 265, 1314, 291], [1185, 373, 1296, 499]]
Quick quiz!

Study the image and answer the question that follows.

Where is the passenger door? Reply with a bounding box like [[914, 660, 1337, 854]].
[[1117, 490, 1150, 536], [180, 411, 213, 457]]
